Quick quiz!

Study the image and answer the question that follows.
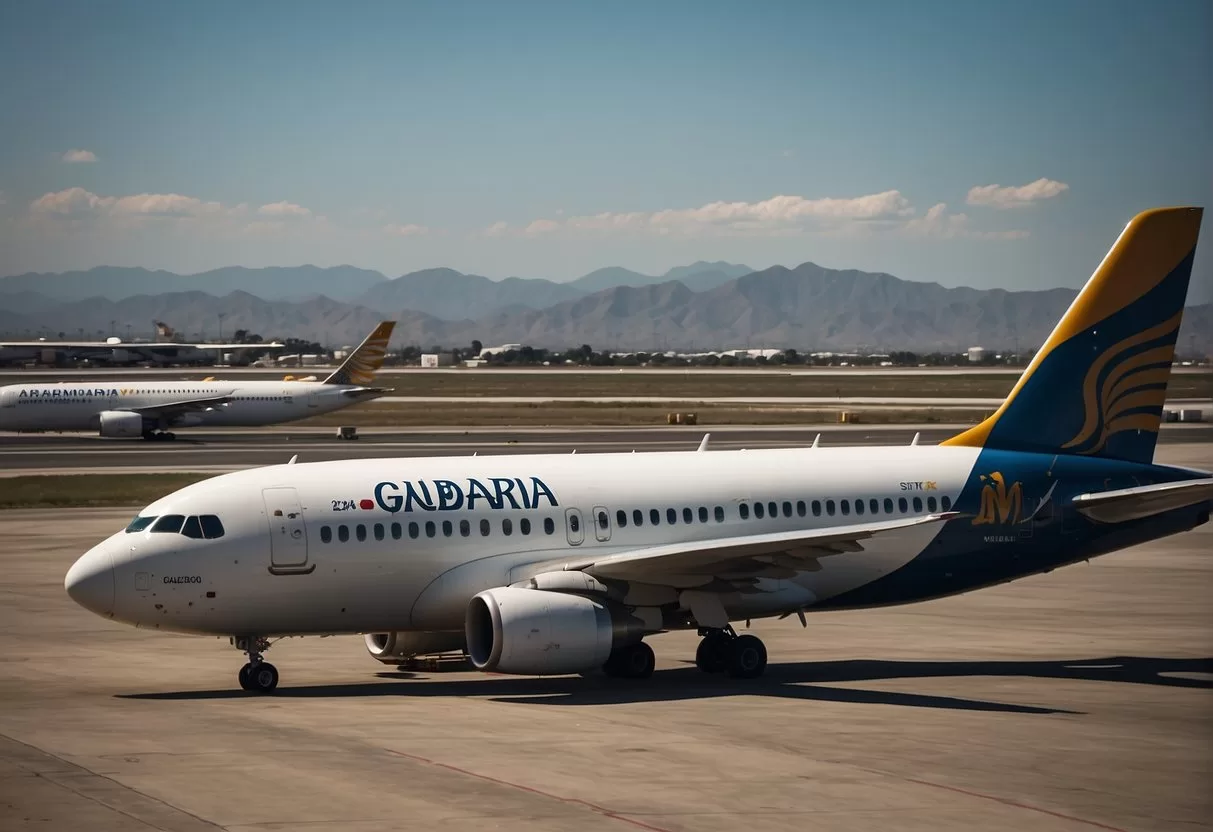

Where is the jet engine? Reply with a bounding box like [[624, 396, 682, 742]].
[[97, 410, 144, 438], [363, 631, 466, 664], [466, 586, 640, 675]]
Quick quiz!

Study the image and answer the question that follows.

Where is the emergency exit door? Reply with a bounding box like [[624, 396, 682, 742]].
[[263, 487, 310, 572]]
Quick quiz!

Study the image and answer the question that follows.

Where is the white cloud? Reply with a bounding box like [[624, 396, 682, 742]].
[[384, 222, 428, 237], [966, 178, 1069, 209], [483, 220, 510, 237], [524, 218, 562, 235], [905, 202, 1029, 240], [258, 201, 311, 217], [62, 149, 97, 163], [30, 187, 223, 218]]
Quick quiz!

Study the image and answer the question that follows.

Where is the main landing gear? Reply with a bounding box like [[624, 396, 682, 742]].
[[695, 627, 767, 679], [233, 636, 279, 693], [602, 641, 656, 679], [142, 430, 177, 441]]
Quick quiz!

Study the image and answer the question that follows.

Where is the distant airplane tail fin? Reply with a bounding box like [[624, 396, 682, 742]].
[[324, 321, 396, 386], [943, 206, 1203, 464]]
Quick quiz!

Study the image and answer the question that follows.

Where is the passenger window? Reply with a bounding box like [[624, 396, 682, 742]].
[[125, 516, 156, 533], [812, 500, 822, 516], [633, 509, 643, 527], [740, 503, 750, 520], [200, 515, 225, 539], [356, 525, 367, 542], [667, 508, 677, 524], [502, 518, 513, 536], [616, 510, 627, 528], [796, 500, 806, 517], [650, 508, 660, 525], [409, 522, 420, 539], [181, 516, 204, 539], [869, 499, 879, 514], [374, 523, 385, 541], [544, 517, 555, 534], [425, 521, 436, 538], [442, 520, 453, 537], [598, 511, 609, 529], [569, 514, 580, 533], [480, 518, 491, 536], [320, 525, 332, 544], [782, 501, 792, 518], [927, 496, 938, 512], [338, 525, 350, 542], [682, 507, 693, 523], [460, 519, 471, 537], [913, 497, 923, 513], [391, 522, 402, 540], [826, 500, 836, 516], [884, 498, 894, 514], [151, 515, 185, 533], [754, 502, 765, 519], [855, 499, 864, 516], [714, 506, 724, 522], [698, 506, 708, 522], [520, 518, 531, 535], [768, 502, 778, 518], [898, 497, 909, 513], [841, 500, 851, 516], [941, 496, 953, 511]]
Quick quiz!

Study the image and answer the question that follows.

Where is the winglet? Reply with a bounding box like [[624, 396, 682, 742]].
[[697, 433, 710, 452], [910, 432, 920, 446], [811, 433, 821, 449], [287, 454, 299, 465], [324, 321, 396, 386]]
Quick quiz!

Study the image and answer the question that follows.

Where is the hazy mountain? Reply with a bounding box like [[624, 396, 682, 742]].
[[0, 265, 387, 303], [568, 267, 657, 293], [662, 261, 753, 290], [358, 268, 584, 320]]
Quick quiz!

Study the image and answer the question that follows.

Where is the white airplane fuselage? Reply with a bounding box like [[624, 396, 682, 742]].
[[0, 380, 375, 432]]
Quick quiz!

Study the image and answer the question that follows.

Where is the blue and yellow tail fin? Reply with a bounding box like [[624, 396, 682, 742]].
[[944, 206, 1203, 464]]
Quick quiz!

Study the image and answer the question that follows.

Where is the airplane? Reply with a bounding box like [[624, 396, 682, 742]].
[[0, 329, 287, 367], [0, 321, 395, 440], [64, 208, 1212, 693]]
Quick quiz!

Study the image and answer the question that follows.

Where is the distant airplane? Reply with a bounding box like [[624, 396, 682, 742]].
[[0, 322, 395, 440], [65, 209, 1212, 694], [0, 329, 286, 367]]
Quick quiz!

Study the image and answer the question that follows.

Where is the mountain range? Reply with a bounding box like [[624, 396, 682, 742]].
[[1, 261, 1209, 354]]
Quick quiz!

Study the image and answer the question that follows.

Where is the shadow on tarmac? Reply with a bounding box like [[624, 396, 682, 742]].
[[116, 655, 1212, 714]]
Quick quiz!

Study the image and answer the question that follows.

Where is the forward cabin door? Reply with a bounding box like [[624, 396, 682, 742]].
[[263, 487, 312, 573], [592, 505, 612, 542]]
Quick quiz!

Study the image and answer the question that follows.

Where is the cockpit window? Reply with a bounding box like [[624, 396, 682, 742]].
[[181, 515, 204, 539], [151, 515, 185, 533], [125, 516, 156, 533], [199, 515, 225, 539]]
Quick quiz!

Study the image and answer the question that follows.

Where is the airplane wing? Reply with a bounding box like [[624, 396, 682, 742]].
[[338, 386, 391, 397], [1072, 478, 1213, 524], [522, 513, 957, 582], [0, 340, 285, 349], [124, 394, 234, 417]]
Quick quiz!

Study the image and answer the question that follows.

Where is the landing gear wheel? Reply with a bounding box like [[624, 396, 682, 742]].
[[695, 633, 730, 673], [163, 432, 177, 441], [603, 642, 655, 679], [726, 634, 767, 679], [241, 662, 279, 693]]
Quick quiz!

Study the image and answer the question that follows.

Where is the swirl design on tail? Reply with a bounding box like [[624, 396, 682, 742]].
[[324, 321, 396, 386]]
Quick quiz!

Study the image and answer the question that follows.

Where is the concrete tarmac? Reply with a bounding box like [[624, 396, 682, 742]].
[[1, 423, 1209, 475], [0, 445, 1211, 830]]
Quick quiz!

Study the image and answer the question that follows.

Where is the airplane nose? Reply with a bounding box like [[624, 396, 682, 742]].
[[65, 545, 115, 617]]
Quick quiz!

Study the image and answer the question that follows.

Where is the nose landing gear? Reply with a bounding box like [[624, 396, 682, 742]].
[[233, 636, 278, 693], [695, 627, 767, 679]]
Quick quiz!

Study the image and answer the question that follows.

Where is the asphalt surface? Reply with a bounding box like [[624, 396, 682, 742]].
[[1, 423, 1210, 475], [0, 441, 1210, 831]]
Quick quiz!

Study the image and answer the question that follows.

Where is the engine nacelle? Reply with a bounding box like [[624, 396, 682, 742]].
[[364, 631, 466, 663], [466, 587, 623, 676], [97, 410, 144, 438]]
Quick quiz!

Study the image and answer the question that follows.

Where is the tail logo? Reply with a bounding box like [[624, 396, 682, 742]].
[[972, 472, 1024, 525], [1060, 312, 1180, 456]]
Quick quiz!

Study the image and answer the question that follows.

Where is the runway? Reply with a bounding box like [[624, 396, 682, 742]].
[[1, 441, 1210, 831], [1, 423, 1210, 476]]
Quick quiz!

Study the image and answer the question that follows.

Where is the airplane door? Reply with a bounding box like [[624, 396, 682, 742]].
[[263, 487, 311, 572], [565, 508, 584, 546], [592, 505, 612, 542]]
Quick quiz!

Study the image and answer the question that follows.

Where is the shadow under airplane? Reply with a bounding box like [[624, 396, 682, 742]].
[[116, 655, 1212, 714]]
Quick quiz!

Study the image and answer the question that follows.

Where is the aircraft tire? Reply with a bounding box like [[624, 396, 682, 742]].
[[695, 633, 730, 673], [603, 642, 655, 679], [243, 662, 279, 693], [726, 635, 767, 679], [238, 663, 253, 690]]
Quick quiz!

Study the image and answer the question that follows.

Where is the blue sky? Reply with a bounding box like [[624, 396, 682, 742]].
[[1, 0, 1210, 301]]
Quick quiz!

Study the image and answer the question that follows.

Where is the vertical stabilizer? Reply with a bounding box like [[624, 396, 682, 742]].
[[324, 321, 396, 386]]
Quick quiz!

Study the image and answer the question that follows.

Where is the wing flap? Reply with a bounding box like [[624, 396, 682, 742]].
[[127, 394, 233, 417], [531, 513, 956, 581], [1072, 478, 1213, 524]]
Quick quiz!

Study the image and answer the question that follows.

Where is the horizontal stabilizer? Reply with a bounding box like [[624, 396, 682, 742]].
[[1072, 478, 1213, 524]]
